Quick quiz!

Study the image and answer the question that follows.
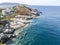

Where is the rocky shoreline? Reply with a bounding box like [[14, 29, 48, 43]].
[[0, 3, 41, 45]]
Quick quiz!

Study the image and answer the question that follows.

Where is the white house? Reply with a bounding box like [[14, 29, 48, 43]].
[[2, 8, 14, 16]]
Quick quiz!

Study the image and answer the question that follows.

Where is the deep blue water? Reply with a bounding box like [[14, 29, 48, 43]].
[[8, 6, 60, 45]]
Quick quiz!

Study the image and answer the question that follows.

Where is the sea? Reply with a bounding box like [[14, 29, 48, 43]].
[[3, 5, 60, 45]]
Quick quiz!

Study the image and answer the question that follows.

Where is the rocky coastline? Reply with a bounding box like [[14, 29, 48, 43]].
[[0, 3, 41, 45]]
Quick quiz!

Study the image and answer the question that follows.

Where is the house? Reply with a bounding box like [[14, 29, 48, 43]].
[[2, 8, 14, 16]]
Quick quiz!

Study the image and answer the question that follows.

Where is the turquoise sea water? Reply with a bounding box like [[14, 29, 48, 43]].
[[7, 6, 60, 45]]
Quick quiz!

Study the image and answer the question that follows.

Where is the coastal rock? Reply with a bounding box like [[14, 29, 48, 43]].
[[0, 34, 10, 43], [10, 34, 16, 38], [26, 18, 32, 20], [29, 8, 40, 16]]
